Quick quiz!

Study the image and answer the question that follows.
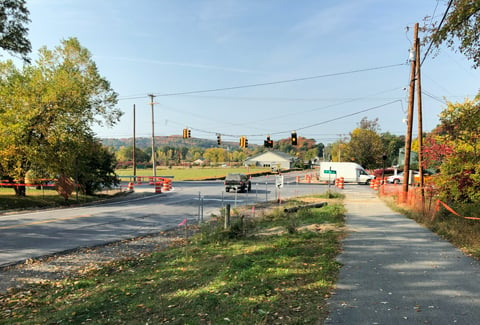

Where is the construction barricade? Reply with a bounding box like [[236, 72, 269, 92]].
[[337, 177, 344, 189], [155, 181, 162, 193], [373, 178, 380, 191], [162, 179, 171, 192], [127, 182, 134, 192]]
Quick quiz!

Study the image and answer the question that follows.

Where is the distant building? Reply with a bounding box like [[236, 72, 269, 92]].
[[193, 158, 206, 166], [244, 151, 296, 170]]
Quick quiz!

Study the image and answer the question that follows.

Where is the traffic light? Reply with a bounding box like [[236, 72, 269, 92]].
[[187, 129, 191, 138], [240, 136, 247, 148], [217, 134, 222, 145], [264, 136, 273, 148], [291, 131, 297, 145], [182, 128, 188, 139]]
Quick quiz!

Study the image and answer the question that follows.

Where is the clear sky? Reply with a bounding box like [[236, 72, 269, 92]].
[[21, 0, 480, 144]]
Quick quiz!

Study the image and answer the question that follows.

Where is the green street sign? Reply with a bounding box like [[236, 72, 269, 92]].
[[324, 170, 337, 174]]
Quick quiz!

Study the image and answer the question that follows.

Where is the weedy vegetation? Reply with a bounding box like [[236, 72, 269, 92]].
[[0, 194, 345, 324]]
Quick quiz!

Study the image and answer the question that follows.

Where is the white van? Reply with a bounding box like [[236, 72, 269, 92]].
[[317, 162, 374, 185]]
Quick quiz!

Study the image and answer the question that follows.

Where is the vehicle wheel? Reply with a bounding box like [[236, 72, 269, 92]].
[[366, 179, 371, 185], [226, 188, 230, 192], [248, 183, 252, 192], [393, 179, 400, 184]]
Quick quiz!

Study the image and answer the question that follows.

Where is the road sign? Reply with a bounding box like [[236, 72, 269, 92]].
[[324, 170, 337, 174], [275, 175, 284, 188]]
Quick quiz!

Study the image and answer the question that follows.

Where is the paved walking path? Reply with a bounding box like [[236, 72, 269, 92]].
[[325, 188, 480, 324]]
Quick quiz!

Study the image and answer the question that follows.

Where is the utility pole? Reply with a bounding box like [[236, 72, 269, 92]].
[[415, 28, 425, 207], [149, 94, 157, 181], [133, 104, 137, 182], [402, 22, 418, 199]]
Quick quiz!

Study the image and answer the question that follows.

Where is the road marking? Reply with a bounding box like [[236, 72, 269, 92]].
[[0, 214, 92, 230]]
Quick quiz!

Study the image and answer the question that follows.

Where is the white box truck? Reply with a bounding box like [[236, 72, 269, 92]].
[[317, 162, 374, 185]]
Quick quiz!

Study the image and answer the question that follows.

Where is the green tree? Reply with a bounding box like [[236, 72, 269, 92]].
[[344, 118, 384, 169], [75, 137, 120, 196], [204, 148, 227, 164], [425, 0, 480, 68], [380, 132, 405, 166], [0, 0, 31, 62], [0, 38, 121, 196], [433, 98, 480, 203], [116, 146, 150, 163]]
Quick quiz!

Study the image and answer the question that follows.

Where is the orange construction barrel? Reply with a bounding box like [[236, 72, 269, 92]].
[[155, 181, 162, 193]]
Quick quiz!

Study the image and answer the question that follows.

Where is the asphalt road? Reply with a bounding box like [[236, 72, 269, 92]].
[[325, 188, 480, 324], [0, 172, 338, 267]]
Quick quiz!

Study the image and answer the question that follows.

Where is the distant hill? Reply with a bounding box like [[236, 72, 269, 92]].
[[100, 135, 252, 150]]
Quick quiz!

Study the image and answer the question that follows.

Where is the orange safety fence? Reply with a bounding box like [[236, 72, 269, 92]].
[[435, 200, 480, 221], [378, 182, 480, 221]]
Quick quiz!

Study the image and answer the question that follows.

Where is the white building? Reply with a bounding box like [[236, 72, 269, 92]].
[[244, 151, 296, 170]]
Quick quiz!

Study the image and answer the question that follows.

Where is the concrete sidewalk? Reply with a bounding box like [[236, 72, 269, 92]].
[[325, 188, 480, 324]]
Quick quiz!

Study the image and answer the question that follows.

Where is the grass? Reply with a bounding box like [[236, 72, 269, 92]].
[[0, 167, 269, 211], [116, 166, 271, 181], [0, 187, 125, 211], [0, 196, 345, 324]]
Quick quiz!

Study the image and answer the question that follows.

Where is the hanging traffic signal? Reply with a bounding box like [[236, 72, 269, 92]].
[[291, 131, 297, 145], [217, 134, 222, 145], [187, 129, 191, 138], [182, 128, 188, 139], [240, 136, 248, 148], [264, 135, 273, 148]]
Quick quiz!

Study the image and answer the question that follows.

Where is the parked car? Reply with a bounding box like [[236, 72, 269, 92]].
[[386, 172, 407, 184], [386, 170, 433, 184]]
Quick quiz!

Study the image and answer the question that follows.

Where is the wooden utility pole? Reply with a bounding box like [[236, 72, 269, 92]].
[[133, 104, 137, 182], [415, 29, 425, 207], [402, 23, 419, 198], [149, 94, 157, 181]]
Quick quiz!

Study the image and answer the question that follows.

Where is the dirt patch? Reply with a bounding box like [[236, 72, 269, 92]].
[[0, 227, 193, 294], [257, 223, 339, 237]]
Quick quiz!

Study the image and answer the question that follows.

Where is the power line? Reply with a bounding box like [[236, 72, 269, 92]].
[[167, 100, 402, 139], [285, 100, 402, 134], [421, 0, 454, 65], [117, 63, 405, 101]]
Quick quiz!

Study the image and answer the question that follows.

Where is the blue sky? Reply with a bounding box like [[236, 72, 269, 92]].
[[22, 0, 480, 144]]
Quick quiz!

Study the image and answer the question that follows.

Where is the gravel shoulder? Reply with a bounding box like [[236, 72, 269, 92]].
[[0, 227, 190, 294]]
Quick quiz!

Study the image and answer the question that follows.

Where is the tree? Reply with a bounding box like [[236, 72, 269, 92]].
[[344, 128, 383, 169], [431, 97, 480, 203], [0, 0, 31, 62], [116, 146, 150, 163], [75, 138, 120, 196], [380, 132, 405, 167], [358, 117, 380, 132], [425, 0, 480, 68], [0, 38, 121, 196], [204, 148, 227, 164]]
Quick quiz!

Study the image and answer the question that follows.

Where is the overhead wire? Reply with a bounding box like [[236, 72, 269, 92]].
[[421, 0, 454, 66], [117, 63, 406, 101], [168, 100, 402, 139]]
